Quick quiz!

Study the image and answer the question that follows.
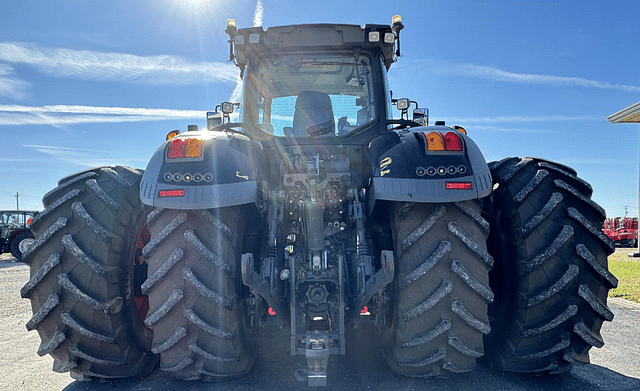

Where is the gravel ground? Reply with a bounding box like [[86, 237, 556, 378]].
[[1, 251, 639, 391], [0, 255, 74, 391]]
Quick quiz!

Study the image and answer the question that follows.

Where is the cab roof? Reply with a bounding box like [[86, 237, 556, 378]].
[[231, 23, 397, 71]]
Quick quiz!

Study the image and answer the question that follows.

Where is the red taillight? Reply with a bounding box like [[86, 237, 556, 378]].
[[444, 132, 463, 151], [168, 138, 188, 159]]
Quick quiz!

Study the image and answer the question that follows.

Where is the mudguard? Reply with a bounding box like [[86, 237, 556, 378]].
[[368, 125, 492, 207], [140, 130, 263, 209]]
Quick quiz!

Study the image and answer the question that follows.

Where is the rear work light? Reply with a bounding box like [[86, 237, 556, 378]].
[[425, 131, 464, 152], [167, 138, 204, 159]]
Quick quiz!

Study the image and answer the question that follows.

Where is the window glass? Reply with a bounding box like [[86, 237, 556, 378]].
[[244, 53, 376, 137]]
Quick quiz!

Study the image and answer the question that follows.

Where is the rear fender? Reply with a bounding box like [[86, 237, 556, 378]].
[[368, 126, 492, 210], [140, 131, 263, 209]]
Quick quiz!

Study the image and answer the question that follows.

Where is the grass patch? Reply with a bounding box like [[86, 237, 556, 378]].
[[608, 249, 640, 303]]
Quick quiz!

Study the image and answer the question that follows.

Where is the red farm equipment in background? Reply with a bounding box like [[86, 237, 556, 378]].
[[603, 217, 638, 247]]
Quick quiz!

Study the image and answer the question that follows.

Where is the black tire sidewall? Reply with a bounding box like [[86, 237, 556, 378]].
[[10, 230, 34, 261]]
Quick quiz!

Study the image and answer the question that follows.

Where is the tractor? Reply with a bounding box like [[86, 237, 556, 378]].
[[21, 17, 616, 386], [0, 210, 37, 261]]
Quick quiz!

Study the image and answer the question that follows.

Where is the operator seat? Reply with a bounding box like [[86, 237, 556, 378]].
[[292, 91, 335, 137]]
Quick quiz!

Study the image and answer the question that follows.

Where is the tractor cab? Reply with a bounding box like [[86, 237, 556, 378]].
[[225, 18, 405, 140]]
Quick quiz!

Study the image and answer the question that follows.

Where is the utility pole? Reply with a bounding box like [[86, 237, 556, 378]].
[[15, 192, 19, 210]]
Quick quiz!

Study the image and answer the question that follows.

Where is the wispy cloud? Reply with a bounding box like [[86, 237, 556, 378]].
[[228, 76, 244, 105], [25, 144, 147, 167], [440, 114, 603, 133], [0, 104, 205, 126], [411, 59, 640, 93], [444, 114, 601, 124], [26, 144, 118, 167], [0, 42, 239, 86], [253, 0, 264, 27], [0, 63, 29, 100]]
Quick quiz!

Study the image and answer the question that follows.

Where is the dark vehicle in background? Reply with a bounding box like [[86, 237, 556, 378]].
[[0, 210, 37, 261]]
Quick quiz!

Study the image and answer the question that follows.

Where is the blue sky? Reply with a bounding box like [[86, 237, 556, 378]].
[[1, 0, 639, 218]]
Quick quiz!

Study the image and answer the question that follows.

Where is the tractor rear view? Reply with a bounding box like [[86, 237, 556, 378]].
[[20, 16, 617, 386]]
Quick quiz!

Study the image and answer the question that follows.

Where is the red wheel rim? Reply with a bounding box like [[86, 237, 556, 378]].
[[132, 224, 150, 321]]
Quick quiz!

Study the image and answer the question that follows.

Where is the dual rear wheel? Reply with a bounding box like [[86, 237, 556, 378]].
[[20, 166, 257, 380], [483, 157, 617, 373], [379, 157, 616, 377], [20, 166, 156, 379]]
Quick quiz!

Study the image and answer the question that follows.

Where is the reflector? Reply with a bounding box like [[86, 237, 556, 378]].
[[159, 189, 185, 197], [446, 182, 472, 190]]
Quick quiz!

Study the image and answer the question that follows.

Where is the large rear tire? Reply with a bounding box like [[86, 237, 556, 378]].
[[142, 207, 258, 380], [484, 157, 617, 373], [20, 166, 157, 379], [379, 201, 494, 377]]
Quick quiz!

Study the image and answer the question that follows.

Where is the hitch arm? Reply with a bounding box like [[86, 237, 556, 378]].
[[241, 253, 289, 320], [351, 250, 394, 322]]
